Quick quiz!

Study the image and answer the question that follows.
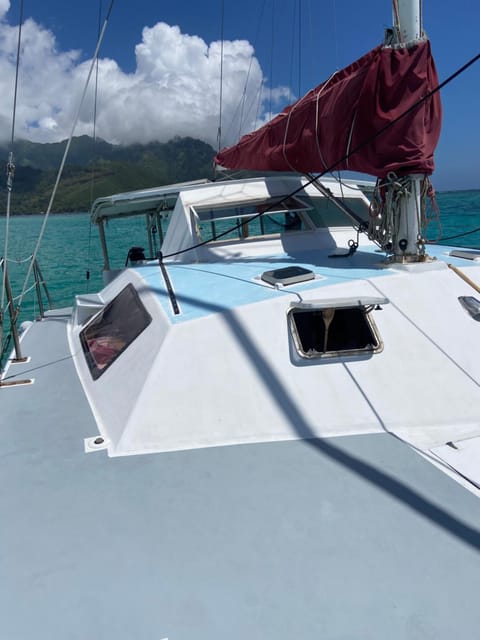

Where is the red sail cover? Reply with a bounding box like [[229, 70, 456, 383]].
[[215, 41, 442, 178]]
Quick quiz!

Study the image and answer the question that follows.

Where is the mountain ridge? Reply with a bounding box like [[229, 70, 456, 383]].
[[0, 136, 216, 213]]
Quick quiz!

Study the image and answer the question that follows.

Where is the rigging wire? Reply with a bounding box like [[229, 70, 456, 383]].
[[1, 0, 24, 315], [86, 0, 104, 291], [16, 0, 116, 311], [220, 0, 267, 142], [269, 0, 275, 120], [305, 0, 315, 82], [237, 0, 267, 137], [332, 0, 340, 69], [288, 1, 297, 102], [164, 49, 480, 261], [251, 2, 272, 128], [85, 0, 103, 293], [426, 226, 480, 244], [297, 0, 302, 96], [217, 0, 225, 155]]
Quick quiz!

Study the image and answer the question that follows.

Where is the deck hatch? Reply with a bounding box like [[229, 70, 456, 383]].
[[80, 284, 152, 380], [261, 266, 315, 286], [289, 297, 385, 359], [449, 249, 480, 261]]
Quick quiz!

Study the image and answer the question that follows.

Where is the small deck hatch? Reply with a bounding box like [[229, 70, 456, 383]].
[[449, 250, 480, 261], [261, 266, 315, 286], [289, 297, 385, 359]]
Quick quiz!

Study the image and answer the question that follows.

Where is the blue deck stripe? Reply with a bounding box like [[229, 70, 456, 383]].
[[134, 244, 475, 322]]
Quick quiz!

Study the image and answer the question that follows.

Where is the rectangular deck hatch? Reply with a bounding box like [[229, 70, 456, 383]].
[[288, 296, 387, 359], [261, 266, 315, 286], [449, 250, 480, 261]]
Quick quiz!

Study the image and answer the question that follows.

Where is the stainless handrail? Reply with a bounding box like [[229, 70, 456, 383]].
[[0, 257, 23, 362], [1, 256, 53, 365]]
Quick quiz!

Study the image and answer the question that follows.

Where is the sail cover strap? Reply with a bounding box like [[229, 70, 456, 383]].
[[215, 40, 442, 179]]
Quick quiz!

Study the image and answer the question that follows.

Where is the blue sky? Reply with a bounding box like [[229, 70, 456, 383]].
[[1, 0, 479, 190]]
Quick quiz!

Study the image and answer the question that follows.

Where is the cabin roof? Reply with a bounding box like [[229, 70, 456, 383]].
[[90, 174, 369, 222]]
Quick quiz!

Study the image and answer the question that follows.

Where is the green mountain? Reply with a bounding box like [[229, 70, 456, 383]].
[[0, 136, 216, 214]]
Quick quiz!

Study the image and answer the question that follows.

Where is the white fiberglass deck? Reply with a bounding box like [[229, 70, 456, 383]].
[[61, 238, 480, 459]]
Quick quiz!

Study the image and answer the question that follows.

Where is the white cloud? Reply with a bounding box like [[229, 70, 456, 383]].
[[0, 11, 289, 148], [0, 0, 10, 20]]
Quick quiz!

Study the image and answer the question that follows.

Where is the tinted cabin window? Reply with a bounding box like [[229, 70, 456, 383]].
[[193, 196, 309, 242], [80, 284, 152, 379], [301, 195, 370, 228]]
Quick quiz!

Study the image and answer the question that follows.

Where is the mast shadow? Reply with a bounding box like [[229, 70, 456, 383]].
[[140, 281, 480, 552]]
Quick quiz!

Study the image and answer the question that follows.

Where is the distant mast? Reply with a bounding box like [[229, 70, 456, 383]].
[[390, 0, 426, 262]]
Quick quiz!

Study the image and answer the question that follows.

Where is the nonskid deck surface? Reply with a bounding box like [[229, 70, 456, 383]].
[[0, 308, 97, 437], [1, 307, 480, 639], [1, 397, 480, 639]]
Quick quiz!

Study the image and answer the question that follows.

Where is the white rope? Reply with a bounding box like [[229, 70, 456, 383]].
[[5, 254, 34, 264], [314, 71, 338, 171], [421, 176, 442, 242], [281, 83, 317, 172], [9, 282, 37, 306], [368, 173, 434, 252], [16, 0, 115, 311]]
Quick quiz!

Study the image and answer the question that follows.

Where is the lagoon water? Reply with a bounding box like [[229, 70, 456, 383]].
[[1, 189, 479, 345]]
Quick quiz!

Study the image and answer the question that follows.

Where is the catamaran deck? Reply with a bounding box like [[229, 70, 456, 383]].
[[2, 242, 480, 639]]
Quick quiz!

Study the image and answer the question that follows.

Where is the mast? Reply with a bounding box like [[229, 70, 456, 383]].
[[395, 0, 422, 42], [389, 0, 426, 262]]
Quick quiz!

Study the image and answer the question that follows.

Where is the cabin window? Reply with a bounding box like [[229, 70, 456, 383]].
[[192, 196, 310, 242], [300, 195, 370, 227], [289, 302, 383, 359], [80, 284, 152, 380]]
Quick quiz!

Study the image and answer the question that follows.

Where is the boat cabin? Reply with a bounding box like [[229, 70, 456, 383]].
[[90, 174, 372, 272], [60, 173, 480, 477]]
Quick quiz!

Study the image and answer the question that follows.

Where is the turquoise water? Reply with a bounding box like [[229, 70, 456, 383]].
[[0, 212, 147, 321], [1, 190, 479, 352]]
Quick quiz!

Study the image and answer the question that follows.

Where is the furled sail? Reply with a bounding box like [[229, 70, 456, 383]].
[[215, 40, 442, 178]]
